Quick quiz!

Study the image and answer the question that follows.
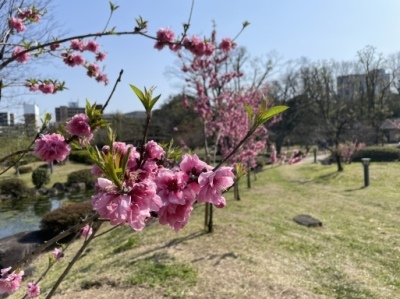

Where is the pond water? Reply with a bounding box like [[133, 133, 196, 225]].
[[0, 193, 92, 240]]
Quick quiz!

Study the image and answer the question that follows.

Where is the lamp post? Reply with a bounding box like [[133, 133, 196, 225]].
[[361, 158, 371, 187], [313, 148, 317, 163]]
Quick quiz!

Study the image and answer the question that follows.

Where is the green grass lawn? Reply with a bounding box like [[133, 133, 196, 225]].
[[8, 160, 400, 299]]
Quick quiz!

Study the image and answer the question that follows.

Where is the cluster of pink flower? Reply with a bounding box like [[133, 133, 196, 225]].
[[26, 81, 61, 94], [339, 141, 365, 164], [8, 8, 40, 33], [288, 149, 303, 165], [34, 113, 94, 162], [59, 39, 108, 85], [0, 267, 24, 296], [154, 28, 234, 57], [91, 141, 234, 232]]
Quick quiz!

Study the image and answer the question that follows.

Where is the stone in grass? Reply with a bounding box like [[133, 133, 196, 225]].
[[293, 214, 323, 228]]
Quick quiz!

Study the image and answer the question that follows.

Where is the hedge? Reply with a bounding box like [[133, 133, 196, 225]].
[[67, 169, 96, 189], [40, 201, 94, 241], [352, 146, 400, 162], [69, 150, 93, 165], [0, 178, 28, 199]]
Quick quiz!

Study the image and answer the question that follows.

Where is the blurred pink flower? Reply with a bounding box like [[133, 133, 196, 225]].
[[26, 282, 40, 298], [52, 248, 64, 261], [34, 133, 71, 163], [70, 39, 85, 51], [81, 225, 93, 237], [87, 63, 100, 77], [219, 38, 234, 52], [12, 47, 30, 63], [145, 140, 165, 160], [198, 167, 234, 207], [96, 52, 107, 61], [0, 267, 24, 295], [8, 17, 25, 32], [85, 40, 99, 52], [66, 113, 92, 141]]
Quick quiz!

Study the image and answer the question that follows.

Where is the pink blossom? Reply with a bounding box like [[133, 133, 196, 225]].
[[34, 133, 71, 163], [158, 193, 195, 232], [180, 154, 211, 177], [26, 282, 40, 298], [204, 43, 215, 56], [52, 248, 64, 261], [38, 83, 55, 94], [87, 63, 100, 77], [91, 178, 132, 226], [66, 113, 92, 141], [96, 73, 109, 85], [70, 39, 85, 51], [12, 47, 30, 63], [62, 53, 85, 67], [155, 169, 188, 205], [0, 267, 24, 295], [191, 36, 206, 56], [219, 38, 234, 52], [154, 28, 175, 50], [145, 140, 165, 160], [50, 43, 60, 51], [198, 167, 234, 207], [17, 10, 31, 19], [96, 52, 107, 61], [26, 83, 38, 92], [8, 17, 26, 32], [85, 40, 99, 52], [81, 225, 93, 237]]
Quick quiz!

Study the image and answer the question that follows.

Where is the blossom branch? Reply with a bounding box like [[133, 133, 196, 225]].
[[8, 213, 99, 274], [45, 221, 102, 299], [101, 69, 124, 113]]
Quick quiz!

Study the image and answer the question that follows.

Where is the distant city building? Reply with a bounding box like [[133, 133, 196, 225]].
[[55, 101, 102, 123], [0, 112, 14, 126], [103, 111, 147, 122], [337, 69, 390, 97], [23, 103, 40, 131]]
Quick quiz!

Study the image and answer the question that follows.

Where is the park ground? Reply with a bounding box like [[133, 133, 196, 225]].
[[8, 157, 400, 299]]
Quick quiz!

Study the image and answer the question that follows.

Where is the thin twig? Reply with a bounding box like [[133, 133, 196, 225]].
[[9, 213, 99, 273], [45, 221, 102, 299], [92, 224, 119, 239], [101, 69, 124, 113]]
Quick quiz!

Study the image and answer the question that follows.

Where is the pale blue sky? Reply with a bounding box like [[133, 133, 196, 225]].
[[11, 0, 400, 121]]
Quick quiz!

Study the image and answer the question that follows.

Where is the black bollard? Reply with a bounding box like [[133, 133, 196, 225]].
[[361, 158, 371, 187]]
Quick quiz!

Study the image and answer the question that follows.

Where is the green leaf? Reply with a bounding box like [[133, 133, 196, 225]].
[[109, 1, 119, 11], [149, 94, 161, 110], [244, 104, 253, 122], [259, 105, 288, 123], [130, 84, 147, 109]]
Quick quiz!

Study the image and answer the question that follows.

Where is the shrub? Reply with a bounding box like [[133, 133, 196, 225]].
[[352, 146, 400, 162], [32, 167, 50, 188], [69, 150, 93, 165], [67, 169, 96, 189], [40, 201, 94, 241], [19, 166, 33, 174], [0, 178, 28, 199]]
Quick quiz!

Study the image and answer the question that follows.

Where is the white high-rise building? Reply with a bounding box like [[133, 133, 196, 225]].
[[23, 103, 40, 131]]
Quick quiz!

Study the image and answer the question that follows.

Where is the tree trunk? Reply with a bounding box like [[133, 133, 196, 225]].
[[234, 180, 241, 200], [207, 204, 213, 233], [247, 168, 251, 189], [336, 152, 343, 172]]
